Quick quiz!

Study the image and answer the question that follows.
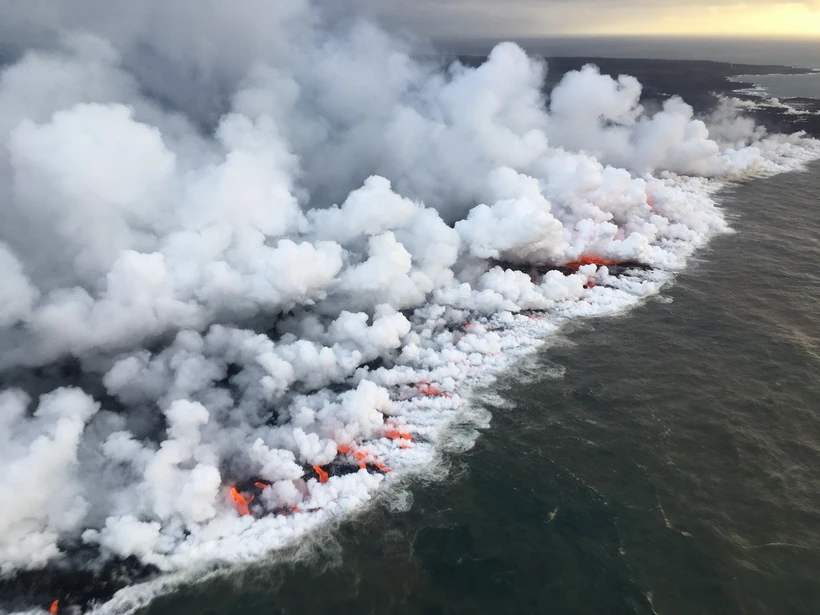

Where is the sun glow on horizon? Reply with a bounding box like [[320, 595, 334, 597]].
[[570, 2, 820, 38]]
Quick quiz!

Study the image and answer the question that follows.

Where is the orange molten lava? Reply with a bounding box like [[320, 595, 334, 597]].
[[647, 195, 655, 208], [230, 487, 254, 516], [418, 383, 452, 398], [254, 481, 269, 490], [313, 465, 329, 483], [384, 428, 413, 441], [562, 255, 624, 272], [49, 600, 59, 614], [354, 450, 367, 469], [337, 443, 394, 468], [338, 444, 366, 468]]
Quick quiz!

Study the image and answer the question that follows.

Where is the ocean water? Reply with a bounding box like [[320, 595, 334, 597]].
[[730, 73, 820, 99], [133, 164, 820, 614]]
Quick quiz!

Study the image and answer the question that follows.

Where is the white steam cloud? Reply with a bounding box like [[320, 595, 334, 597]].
[[0, 0, 818, 610]]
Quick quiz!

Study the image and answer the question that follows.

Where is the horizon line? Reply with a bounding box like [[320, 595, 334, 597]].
[[433, 33, 820, 41]]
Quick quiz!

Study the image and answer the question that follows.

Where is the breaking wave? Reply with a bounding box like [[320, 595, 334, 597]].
[[1, 1, 819, 612]]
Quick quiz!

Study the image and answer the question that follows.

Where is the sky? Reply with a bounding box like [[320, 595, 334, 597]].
[[364, 1, 820, 38], [2, 0, 819, 46]]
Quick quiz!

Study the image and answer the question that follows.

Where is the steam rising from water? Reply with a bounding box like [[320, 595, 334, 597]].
[[0, 1, 818, 611]]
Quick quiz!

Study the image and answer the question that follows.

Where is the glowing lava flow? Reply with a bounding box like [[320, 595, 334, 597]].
[[229, 487, 254, 516], [337, 444, 392, 472], [384, 423, 413, 449], [417, 383, 452, 398], [49, 600, 59, 614], [353, 451, 367, 468], [384, 428, 412, 441], [312, 466, 329, 484], [561, 255, 626, 272], [337, 443, 358, 459], [337, 444, 365, 469]]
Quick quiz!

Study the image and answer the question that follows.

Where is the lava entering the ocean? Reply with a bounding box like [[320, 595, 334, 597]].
[[312, 465, 329, 484], [229, 487, 254, 517], [561, 255, 629, 272], [417, 383, 452, 398]]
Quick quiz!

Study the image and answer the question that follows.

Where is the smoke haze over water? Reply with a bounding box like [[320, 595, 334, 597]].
[[0, 1, 818, 612]]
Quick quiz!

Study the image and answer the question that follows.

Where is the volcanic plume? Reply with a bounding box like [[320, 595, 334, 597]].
[[0, 1, 818, 613]]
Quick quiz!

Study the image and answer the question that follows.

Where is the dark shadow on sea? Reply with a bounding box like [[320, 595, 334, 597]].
[[141, 164, 820, 615]]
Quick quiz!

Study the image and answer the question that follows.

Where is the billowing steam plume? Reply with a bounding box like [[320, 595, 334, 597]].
[[0, 1, 818, 612]]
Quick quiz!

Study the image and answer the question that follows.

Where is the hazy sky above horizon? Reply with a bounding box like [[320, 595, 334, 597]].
[[364, 1, 820, 38]]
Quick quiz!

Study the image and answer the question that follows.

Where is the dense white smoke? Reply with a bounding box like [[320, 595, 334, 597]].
[[0, 0, 818, 610]]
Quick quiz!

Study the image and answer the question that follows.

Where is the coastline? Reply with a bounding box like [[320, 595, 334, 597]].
[[4, 48, 820, 615], [21, 153, 817, 615], [78, 160, 820, 615]]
